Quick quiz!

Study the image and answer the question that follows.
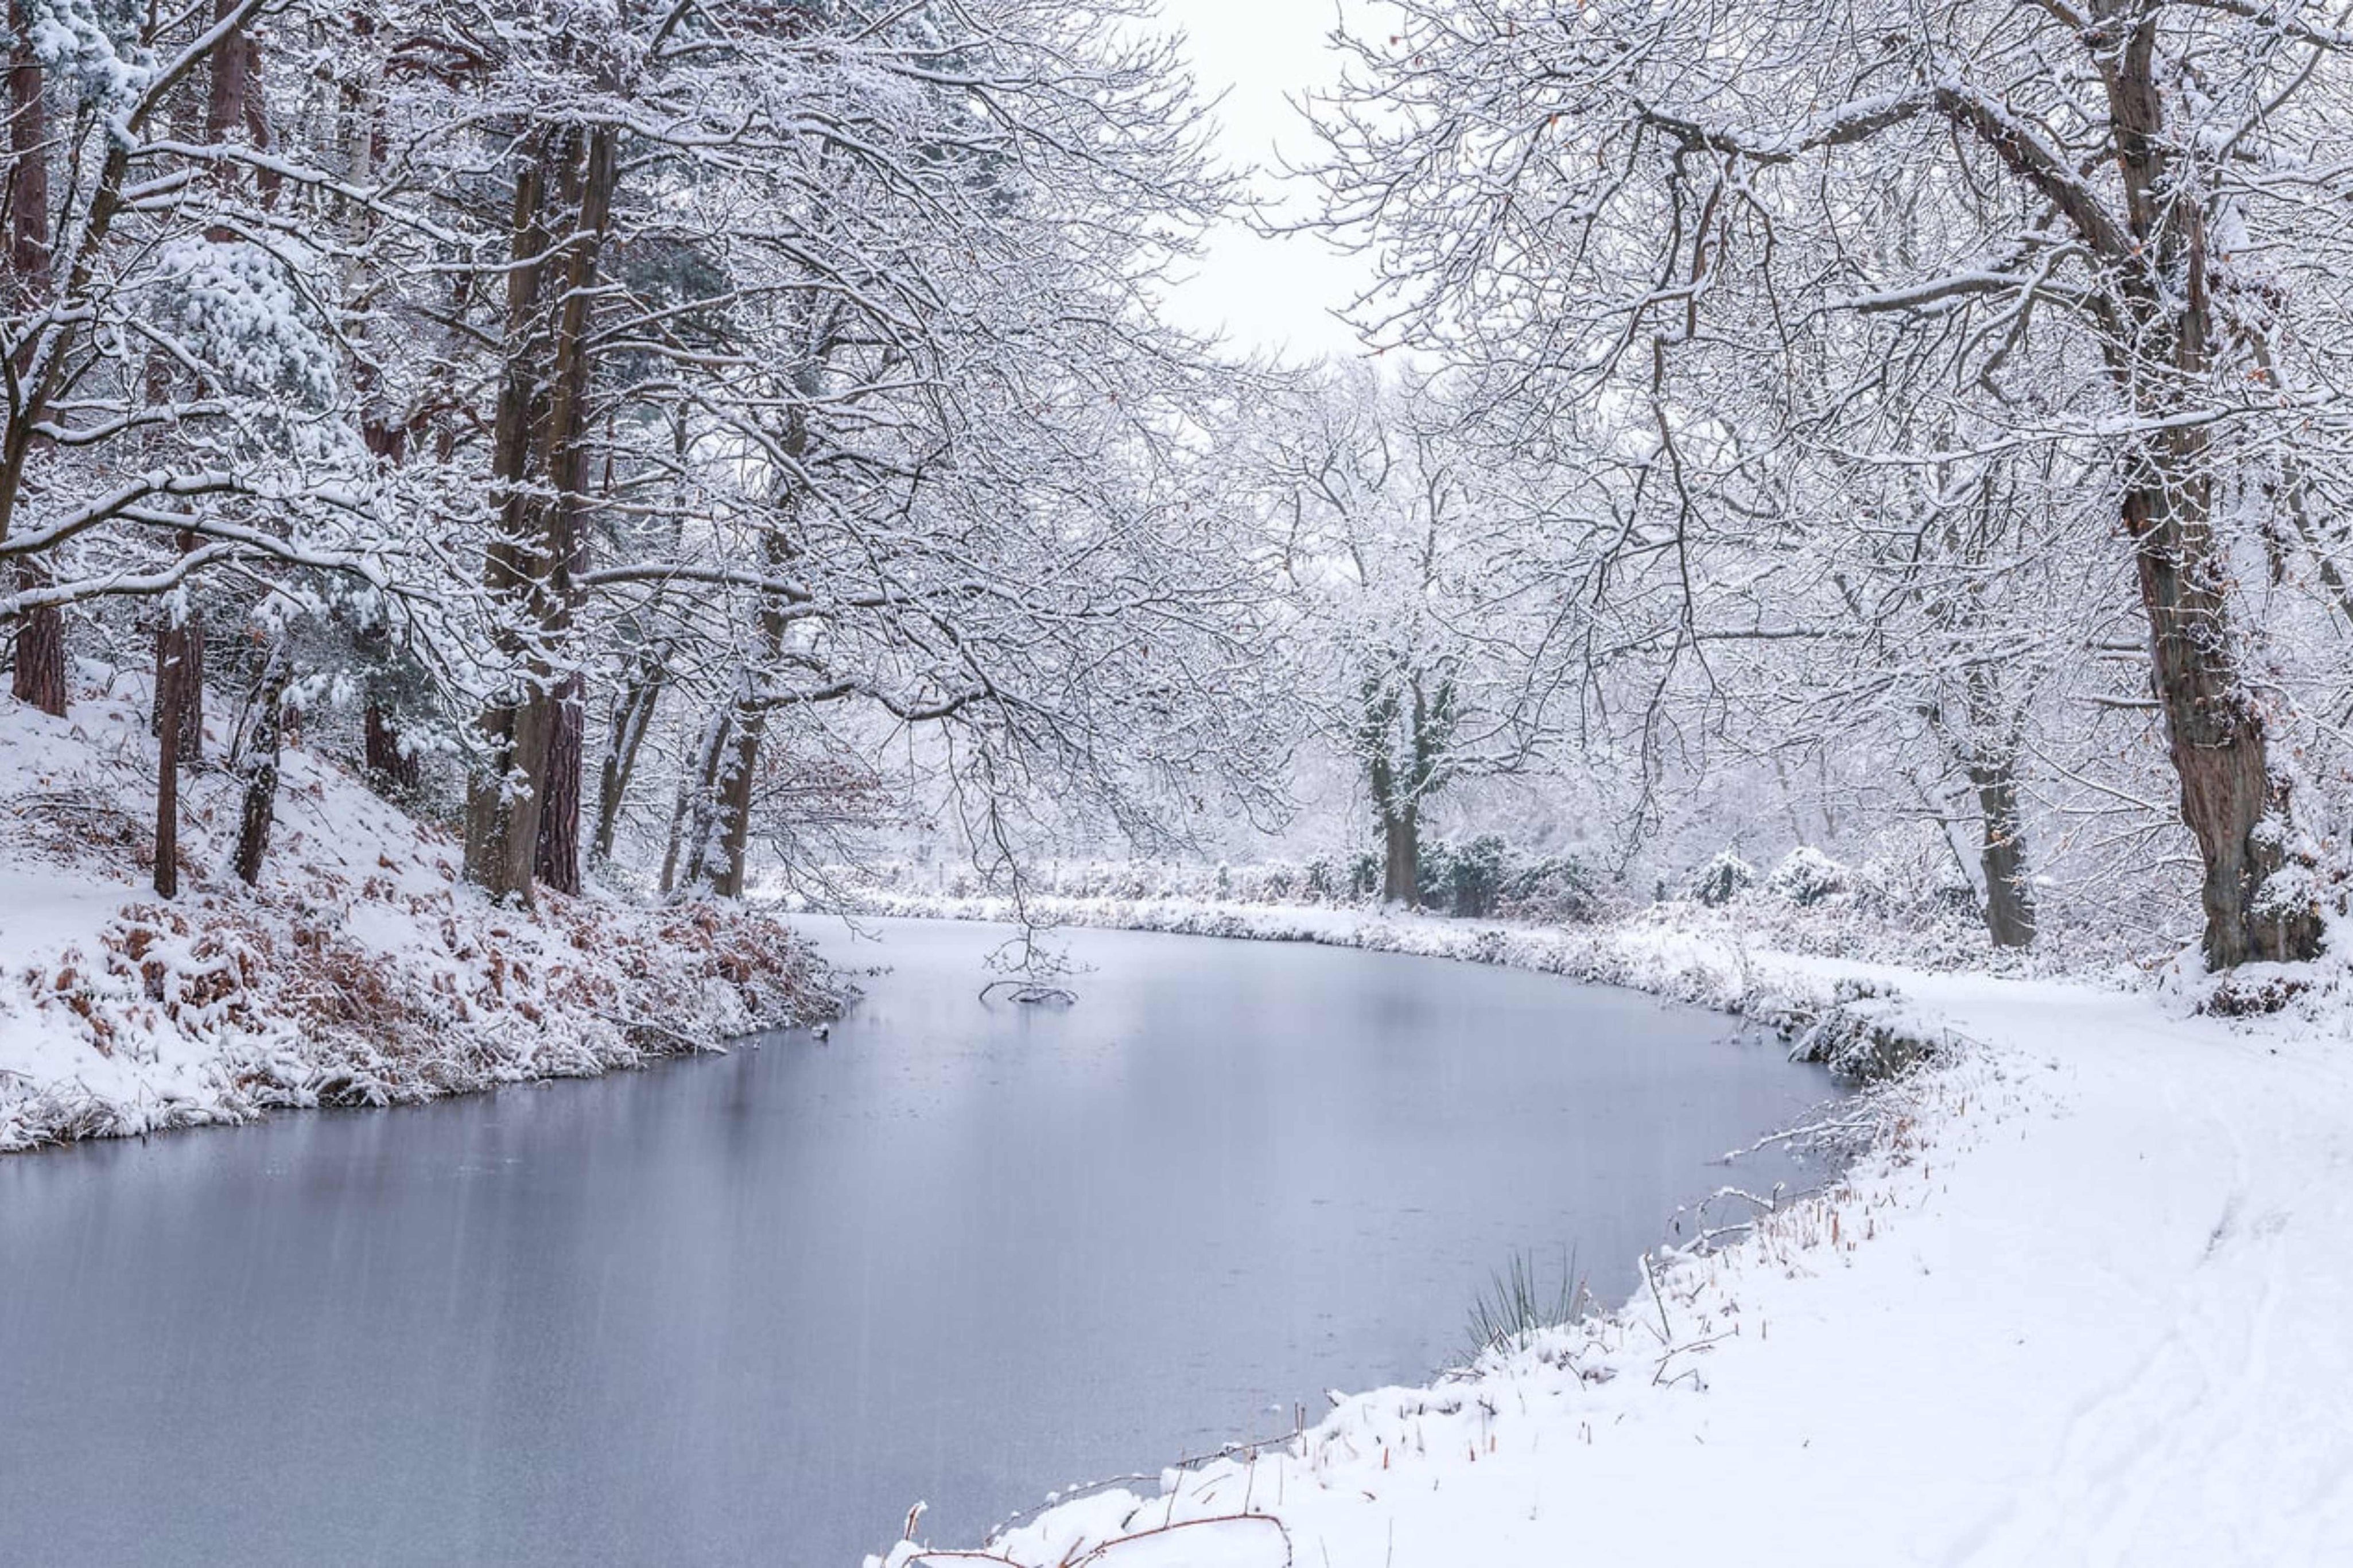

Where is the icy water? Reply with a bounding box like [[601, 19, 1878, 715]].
[[0, 918, 1835, 1566]]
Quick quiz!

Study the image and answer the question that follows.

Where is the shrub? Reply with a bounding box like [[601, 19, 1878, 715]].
[[1446, 833, 1511, 918], [1499, 853, 1599, 924], [1686, 850, 1756, 907], [1766, 846, 1849, 906]]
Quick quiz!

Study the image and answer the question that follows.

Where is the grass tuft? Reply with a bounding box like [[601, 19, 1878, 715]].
[[1464, 1247, 1591, 1363]]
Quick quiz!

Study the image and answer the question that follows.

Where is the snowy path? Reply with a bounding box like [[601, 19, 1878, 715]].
[[872, 948, 2353, 1567]]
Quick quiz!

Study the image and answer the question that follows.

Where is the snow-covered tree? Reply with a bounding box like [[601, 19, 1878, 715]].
[[1308, 0, 2353, 966]]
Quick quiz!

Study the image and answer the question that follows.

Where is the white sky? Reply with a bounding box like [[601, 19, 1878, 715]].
[[1150, 0, 1379, 363]]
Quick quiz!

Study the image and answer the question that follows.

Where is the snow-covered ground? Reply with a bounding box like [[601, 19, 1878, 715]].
[[859, 897, 2353, 1566], [0, 678, 835, 1151]]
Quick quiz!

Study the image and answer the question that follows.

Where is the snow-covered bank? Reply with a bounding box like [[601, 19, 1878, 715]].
[[857, 902, 2353, 1566], [0, 687, 837, 1153], [829, 890, 1986, 1067]]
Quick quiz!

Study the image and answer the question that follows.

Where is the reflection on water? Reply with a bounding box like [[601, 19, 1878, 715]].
[[0, 918, 1835, 1566]]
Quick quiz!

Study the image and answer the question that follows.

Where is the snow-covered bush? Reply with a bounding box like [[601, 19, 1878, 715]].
[[1766, 847, 1849, 907], [830, 837, 1601, 922], [1787, 978, 1963, 1080], [1497, 852, 1598, 924], [1685, 850, 1756, 907], [1442, 833, 1508, 917]]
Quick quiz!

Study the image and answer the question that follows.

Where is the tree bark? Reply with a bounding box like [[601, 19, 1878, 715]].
[[592, 645, 665, 861], [203, 0, 248, 212], [232, 643, 293, 885], [533, 671, 584, 895], [149, 612, 203, 764], [662, 707, 732, 896], [363, 698, 418, 791], [6, 10, 63, 717], [2126, 456, 2317, 968], [686, 458, 809, 897], [1968, 759, 2036, 950], [2096, 28, 2320, 968], [461, 122, 616, 904], [154, 624, 183, 899], [10, 572, 63, 713], [1380, 804, 1419, 907], [702, 705, 766, 898]]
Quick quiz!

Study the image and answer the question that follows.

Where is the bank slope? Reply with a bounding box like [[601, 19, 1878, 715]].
[[0, 684, 834, 1151], [867, 935, 2353, 1567]]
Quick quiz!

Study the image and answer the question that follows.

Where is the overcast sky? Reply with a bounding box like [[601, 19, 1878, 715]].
[[1151, 0, 1377, 363]]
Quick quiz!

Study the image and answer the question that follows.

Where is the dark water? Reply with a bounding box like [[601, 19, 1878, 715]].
[[0, 919, 1834, 1567]]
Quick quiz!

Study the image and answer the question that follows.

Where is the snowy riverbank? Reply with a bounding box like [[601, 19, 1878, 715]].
[[852, 898, 2353, 1566], [827, 889, 2003, 1068], [0, 684, 837, 1153]]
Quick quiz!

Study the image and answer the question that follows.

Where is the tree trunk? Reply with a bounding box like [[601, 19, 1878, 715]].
[[203, 0, 248, 211], [154, 625, 183, 899], [2101, 39, 2320, 969], [461, 122, 616, 904], [702, 705, 766, 899], [1381, 804, 1419, 907], [6, 11, 63, 717], [10, 574, 63, 713], [232, 643, 293, 885], [2126, 458, 2318, 968], [534, 672, 584, 895], [1968, 760, 2036, 950], [363, 698, 418, 791], [150, 613, 204, 764], [662, 707, 732, 895], [688, 477, 807, 897], [593, 648, 665, 861]]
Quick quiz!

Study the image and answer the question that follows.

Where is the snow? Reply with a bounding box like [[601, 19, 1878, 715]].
[[859, 898, 2353, 1566], [0, 678, 836, 1151]]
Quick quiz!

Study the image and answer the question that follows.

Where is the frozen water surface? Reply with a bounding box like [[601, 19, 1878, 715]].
[[0, 919, 1835, 1566]]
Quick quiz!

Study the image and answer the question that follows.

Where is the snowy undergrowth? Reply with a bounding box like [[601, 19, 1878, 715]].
[[852, 897, 2353, 1566], [0, 684, 838, 1152]]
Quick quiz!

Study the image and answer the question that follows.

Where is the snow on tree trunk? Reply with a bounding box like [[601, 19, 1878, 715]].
[[364, 700, 418, 792], [461, 122, 616, 905], [662, 707, 733, 897], [232, 643, 293, 886], [1381, 804, 1420, 908], [1970, 759, 2036, 951], [704, 705, 767, 900], [2126, 461, 2316, 967], [592, 649, 664, 862], [2103, 38, 2317, 969]]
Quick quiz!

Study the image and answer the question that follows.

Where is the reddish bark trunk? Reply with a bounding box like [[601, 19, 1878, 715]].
[[533, 672, 584, 895], [148, 611, 204, 765], [363, 699, 418, 791], [461, 123, 617, 904], [10, 575, 63, 713], [6, 8, 63, 717]]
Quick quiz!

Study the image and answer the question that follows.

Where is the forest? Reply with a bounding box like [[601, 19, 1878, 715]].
[[8, 0, 2348, 985]]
